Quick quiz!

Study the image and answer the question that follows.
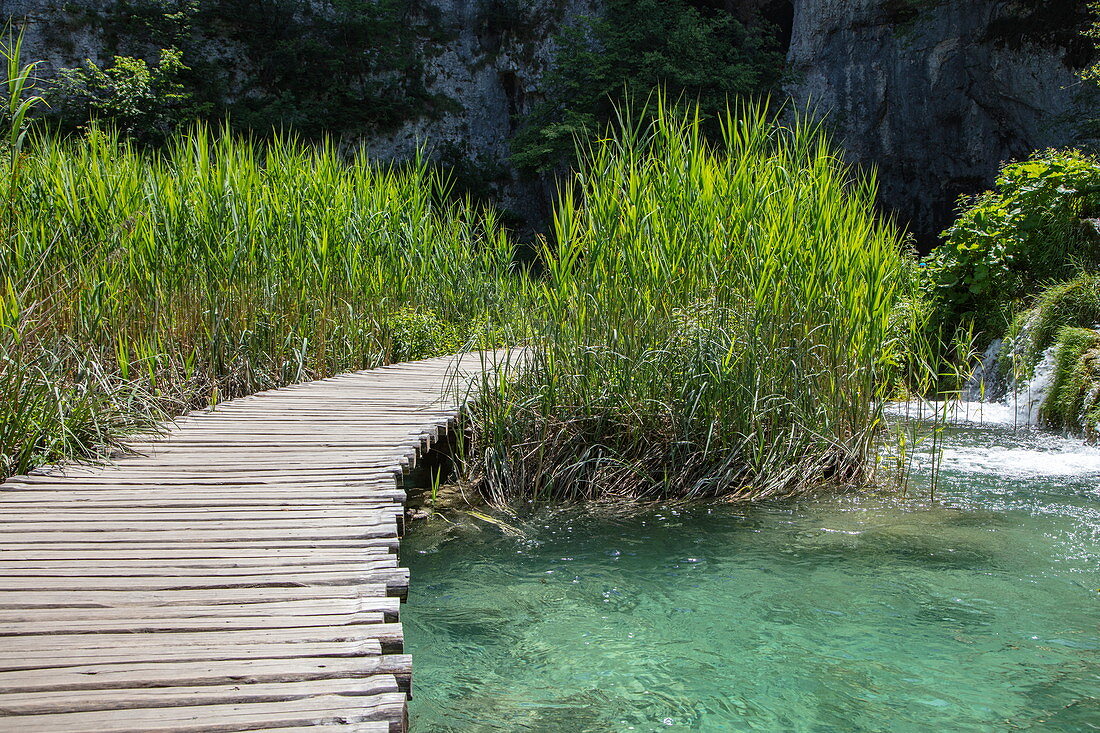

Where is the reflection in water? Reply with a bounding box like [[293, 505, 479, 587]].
[[404, 413, 1100, 732]]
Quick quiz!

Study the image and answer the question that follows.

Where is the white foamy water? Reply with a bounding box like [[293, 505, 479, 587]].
[[888, 344, 1062, 430], [885, 399, 1022, 428], [886, 402, 1100, 480], [938, 443, 1100, 480], [963, 338, 1003, 401], [1012, 347, 1058, 426], [887, 344, 1100, 483]]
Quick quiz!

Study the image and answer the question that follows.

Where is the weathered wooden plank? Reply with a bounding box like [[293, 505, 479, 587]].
[[0, 515, 396, 531], [0, 548, 393, 563], [25, 464, 412, 477], [0, 693, 406, 732], [2, 524, 398, 543], [0, 613, 398, 637], [0, 629, 386, 655], [0, 499, 403, 510], [0, 655, 413, 693], [0, 640, 386, 672], [0, 567, 409, 593], [0, 538, 402, 552], [0, 508, 402, 522], [21, 466, 407, 479], [0, 677, 402, 716], [0, 620, 387, 647], [0, 556, 397, 570], [5, 718, 395, 733], [0, 598, 387, 622], [0, 534, 400, 550], [0, 559, 398, 577], [0, 587, 399, 611], [8, 472, 406, 486]]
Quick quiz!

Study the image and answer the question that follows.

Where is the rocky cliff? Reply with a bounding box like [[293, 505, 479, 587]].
[[785, 0, 1092, 247], [361, 0, 599, 225], [2, 0, 1092, 244]]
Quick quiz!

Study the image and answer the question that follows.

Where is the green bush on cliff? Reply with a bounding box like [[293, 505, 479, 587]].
[[38, 0, 443, 141], [49, 48, 206, 145], [926, 149, 1100, 337]]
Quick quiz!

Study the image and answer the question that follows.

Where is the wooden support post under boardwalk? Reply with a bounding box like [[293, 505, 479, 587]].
[[0, 350, 521, 733]]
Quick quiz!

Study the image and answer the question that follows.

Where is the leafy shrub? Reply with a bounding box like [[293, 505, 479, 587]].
[[37, 0, 445, 141], [1083, 1, 1100, 83], [380, 308, 464, 363], [926, 149, 1100, 337], [49, 48, 204, 144]]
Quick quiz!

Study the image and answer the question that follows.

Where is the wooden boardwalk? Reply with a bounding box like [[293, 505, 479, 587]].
[[0, 352, 508, 732]]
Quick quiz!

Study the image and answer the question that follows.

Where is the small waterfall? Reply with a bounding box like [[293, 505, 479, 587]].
[[964, 338, 1004, 401], [886, 340, 1061, 429], [1010, 346, 1058, 427]]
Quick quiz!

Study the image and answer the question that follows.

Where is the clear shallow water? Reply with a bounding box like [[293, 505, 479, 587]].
[[403, 416, 1100, 732]]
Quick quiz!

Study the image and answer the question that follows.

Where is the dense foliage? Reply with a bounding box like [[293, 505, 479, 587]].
[[925, 149, 1100, 338], [1083, 1, 1100, 83], [1041, 326, 1100, 435], [509, 0, 785, 173], [50, 48, 204, 145], [1, 99, 917, 502], [1004, 271, 1100, 375], [469, 102, 910, 501]]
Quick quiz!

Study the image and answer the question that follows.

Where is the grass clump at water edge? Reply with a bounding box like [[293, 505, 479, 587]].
[[462, 101, 912, 503]]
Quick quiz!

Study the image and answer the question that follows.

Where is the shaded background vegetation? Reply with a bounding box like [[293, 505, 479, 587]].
[[39, 0, 447, 144], [11, 0, 1098, 245], [508, 0, 786, 174]]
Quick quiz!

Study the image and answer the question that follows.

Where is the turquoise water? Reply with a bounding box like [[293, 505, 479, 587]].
[[403, 412, 1100, 731]]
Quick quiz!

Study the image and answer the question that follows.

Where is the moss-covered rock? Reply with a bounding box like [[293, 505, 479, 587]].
[[1001, 271, 1100, 381], [1041, 326, 1100, 436]]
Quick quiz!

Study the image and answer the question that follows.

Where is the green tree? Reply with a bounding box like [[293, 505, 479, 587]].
[[50, 47, 203, 144], [38, 0, 445, 142], [1085, 1, 1100, 83]]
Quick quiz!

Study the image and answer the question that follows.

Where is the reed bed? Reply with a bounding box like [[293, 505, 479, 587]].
[[0, 126, 523, 477], [3, 98, 916, 502], [465, 102, 912, 502]]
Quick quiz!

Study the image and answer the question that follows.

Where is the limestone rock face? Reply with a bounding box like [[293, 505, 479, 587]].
[[362, 0, 600, 223], [784, 0, 1086, 246]]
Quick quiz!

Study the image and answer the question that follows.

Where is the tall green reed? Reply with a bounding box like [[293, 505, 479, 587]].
[[1, 28, 43, 164], [465, 99, 914, 502], [1, 125, 523, 477]]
